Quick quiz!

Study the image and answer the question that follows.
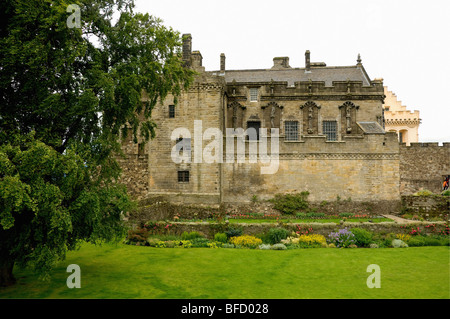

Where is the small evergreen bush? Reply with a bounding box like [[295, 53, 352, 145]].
[[181, 231, 202, 240], [226, 227, 243, 239], [190, 237, 210, 248], [351, 227, 374, 247], [267, 227, 289, 244], [214, 232, 228, 243], [270, 192, 309, 215]]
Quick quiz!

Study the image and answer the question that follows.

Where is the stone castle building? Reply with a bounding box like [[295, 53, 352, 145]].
[[383, 87, 421, 146], [118, 34, 449, 210]]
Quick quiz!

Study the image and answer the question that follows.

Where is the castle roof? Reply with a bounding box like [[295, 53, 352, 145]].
[[221, 65, 371, 87]]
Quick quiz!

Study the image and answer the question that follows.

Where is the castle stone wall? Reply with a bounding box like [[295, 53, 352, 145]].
[[222, 132, 400, 207], [400, 143, 450, 195]]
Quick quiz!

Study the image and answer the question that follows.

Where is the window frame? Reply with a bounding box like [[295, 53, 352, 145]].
[[322, 120, 338, 141], [169, 105, 175, 118], [246, 121, 261, 140], [284, 120, 299, 141], [249, 88, 258, 102], [177, 170, 190, 183]]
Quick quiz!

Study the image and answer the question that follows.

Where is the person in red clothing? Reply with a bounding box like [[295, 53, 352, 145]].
[[443, 176, 449, 191]]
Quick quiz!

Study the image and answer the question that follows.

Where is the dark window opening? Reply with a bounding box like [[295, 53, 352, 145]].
[[247, 121, 260, 140], [169, 105, 175, 118], [178, 170, 190, 183]]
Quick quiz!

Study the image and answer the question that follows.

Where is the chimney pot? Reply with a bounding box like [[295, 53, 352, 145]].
[[182, 34, 192, 67], [305, 50, 311, 72], [220, 53, 226, 71]]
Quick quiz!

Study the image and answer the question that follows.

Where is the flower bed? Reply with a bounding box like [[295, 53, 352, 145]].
[[125, 222, 450, 249]]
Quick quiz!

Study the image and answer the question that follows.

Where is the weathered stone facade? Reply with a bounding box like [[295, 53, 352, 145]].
[[118, 34, 447, 213], [400, 143, 450, 195]]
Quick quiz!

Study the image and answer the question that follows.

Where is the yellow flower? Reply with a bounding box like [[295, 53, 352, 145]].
[[297, 234, 327, 245], [229, 235, 262, 248], [396, 233, 411, 241]]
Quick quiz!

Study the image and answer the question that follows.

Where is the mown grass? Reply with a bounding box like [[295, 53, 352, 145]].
[[0, 243, 448, 299]]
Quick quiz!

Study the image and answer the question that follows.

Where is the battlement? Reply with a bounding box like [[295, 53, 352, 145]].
[[224, 79, 383, 101], [402, 142, 450, 148]]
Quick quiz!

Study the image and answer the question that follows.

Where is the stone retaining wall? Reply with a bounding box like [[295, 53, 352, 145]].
[[402, 194, 449, 218], [156, 220, 448, 240]]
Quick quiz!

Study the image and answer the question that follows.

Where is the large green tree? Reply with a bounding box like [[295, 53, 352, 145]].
[[0, 0, 194, 286]]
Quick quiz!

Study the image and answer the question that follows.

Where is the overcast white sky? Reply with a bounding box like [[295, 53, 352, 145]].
[[134, 0, 450, 144]]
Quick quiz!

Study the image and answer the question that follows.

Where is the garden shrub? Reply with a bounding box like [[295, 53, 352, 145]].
[[339, 212, 354, 218], [267, 227, 290, 244], [207, 242, 221, 249], [214, 232, 228, 243], [147, 238, 161, 247], [222, 243, 235, 248], [391, 239, 408, 248], [270, 192, 309, 215], [350, 228, 373, 247], [271, 243, 287, 250], [226, 227, 243, 239], [327, 228, 356, 248], [258, 244, 272, 250], [442, 190, 450, 196], [407, 235, 445, 247], [229, 235, 262, 249], [190, 237, 211, 248], [295, 212, 306, 218], [413, 189, 433, 196], [181, 231, 202, 240], [422, 237, 442, 246]]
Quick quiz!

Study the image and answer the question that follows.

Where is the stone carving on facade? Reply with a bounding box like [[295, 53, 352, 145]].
[[339, 101, 359, 134], [300, 101, 321, 134], [227, 101, 246, 129], [261, 101, 283, 130]]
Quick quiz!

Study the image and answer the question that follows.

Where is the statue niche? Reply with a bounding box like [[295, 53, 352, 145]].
[[227, 101, 246, 129], [339, 101, 359, 135], [261, 101, 283, 131], [300, 101, 321, 135]]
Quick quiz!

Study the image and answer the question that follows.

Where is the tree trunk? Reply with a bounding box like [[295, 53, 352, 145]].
[[0, 259, 16, 287]]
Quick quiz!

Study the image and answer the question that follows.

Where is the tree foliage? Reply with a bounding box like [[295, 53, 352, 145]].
[[0, 0, 194, 286]]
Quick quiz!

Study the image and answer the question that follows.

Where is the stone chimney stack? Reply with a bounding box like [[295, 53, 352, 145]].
[[272, 57, 291, 69], [305, 50, 311, 72], [182, 34, 192, 67], [220, 53, 226, 72]]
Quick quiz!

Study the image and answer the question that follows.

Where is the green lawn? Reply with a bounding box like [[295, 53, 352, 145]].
[[1, 243, 448, 299]]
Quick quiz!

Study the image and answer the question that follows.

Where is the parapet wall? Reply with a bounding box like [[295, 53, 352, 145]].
[[400, 143, 450, 195]]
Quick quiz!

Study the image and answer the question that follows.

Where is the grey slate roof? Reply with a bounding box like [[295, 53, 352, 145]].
[[219, 66, 371, 87], [357, 122, 385, 134]]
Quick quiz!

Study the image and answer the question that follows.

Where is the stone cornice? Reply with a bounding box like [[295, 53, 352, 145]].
[[224, 153, 399, 161], [385, 119, 421, 126], [260, 95, 383, 101]]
